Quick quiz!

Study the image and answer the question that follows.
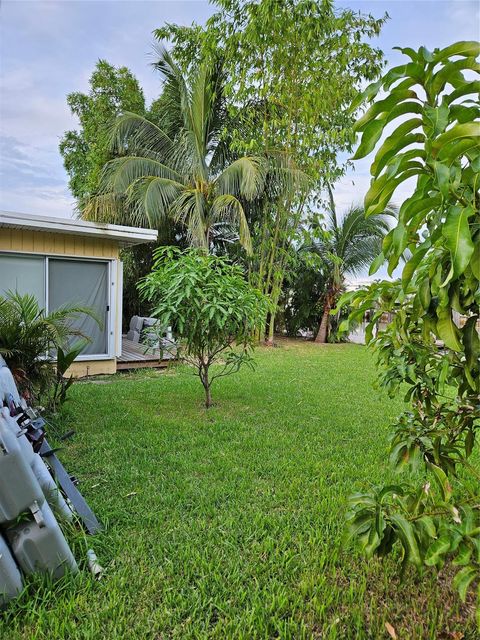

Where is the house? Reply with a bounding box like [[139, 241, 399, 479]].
[[0, 210, 158, 376]]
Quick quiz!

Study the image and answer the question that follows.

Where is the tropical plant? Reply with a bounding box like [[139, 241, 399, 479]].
[[0, 291, 96, 405], [157, 0, 388, 342], [84, 49, 267, 255], [139, 247, 269, 408], [306, 193, 393, 343], [48, 343, 87, 412], [337, 41, 480, 620]]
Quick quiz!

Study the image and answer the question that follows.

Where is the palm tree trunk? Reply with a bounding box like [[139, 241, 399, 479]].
[[315, 301, 331, 343]]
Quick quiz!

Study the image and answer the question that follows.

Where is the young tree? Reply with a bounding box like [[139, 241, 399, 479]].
[[139, 248, 269, 408], [338, 42, 480, 617], [84, 49, 267, 255], [59, 60, 146, 200], [157, 0, 388, 342]]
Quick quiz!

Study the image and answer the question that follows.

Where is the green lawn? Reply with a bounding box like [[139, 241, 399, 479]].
[[1, 341, 475, 639]]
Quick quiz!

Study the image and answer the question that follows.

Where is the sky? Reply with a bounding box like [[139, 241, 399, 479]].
[[0, 0, 479, 220]]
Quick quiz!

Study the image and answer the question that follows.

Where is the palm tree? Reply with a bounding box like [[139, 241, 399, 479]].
[[83, 48, 267, 254], [308, 191, 394, 343]]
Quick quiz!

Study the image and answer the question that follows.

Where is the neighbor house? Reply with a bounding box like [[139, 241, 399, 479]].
[[0, 210, 158, 376]]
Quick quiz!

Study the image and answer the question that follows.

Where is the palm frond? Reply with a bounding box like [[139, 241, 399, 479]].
[[126, 176, 185, 228], [108, 111, 176, 160], [215, 156, 267, 200], [99, 156, 184, 194], [211, 194, 252, 255], [81, 193, 127, 224], [170, 188, 208, 250]]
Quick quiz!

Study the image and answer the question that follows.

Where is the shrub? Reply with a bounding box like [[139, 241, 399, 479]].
[[0, 291, 95, 408]]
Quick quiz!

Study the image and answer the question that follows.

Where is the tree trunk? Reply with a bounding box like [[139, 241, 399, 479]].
[[315, 301, 331, 343], [204, 382, 212, 409], [200, 362, 212, 408]]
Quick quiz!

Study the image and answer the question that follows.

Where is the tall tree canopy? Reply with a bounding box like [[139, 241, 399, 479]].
[[157, 0, 388, 341], [59, 60, 146, 200]]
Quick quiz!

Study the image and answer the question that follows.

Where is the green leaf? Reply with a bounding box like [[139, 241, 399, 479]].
[[428, 462, 453, 501], [371, 133, 424, 178], [434, 40, 480, 61], [390, 514, 422, 567], [462, 315, 480, 372], [424, 104, 449, 136], [371, 121, 421, 167], [369, 252, 385, 276], [354, 90, 419, 132], [452, 565, 477, 602], [432, 122, 480, 153], [465, 429, 475, 458], [349, 78, 383, 113], [352, 119, 386, 160], [419, 46, 434, 62], [391, 223, 407, 258], [453, 543, 472, 566], [431, 57, 480, 94], [442, 205, 474, 279], [418, 277, 431, 310], [470, 242, 480, 280], [437, 312, 462, 351], [365, 168, 420, 217], [434, 162, 450, 198], [425, 535, 451, 566]]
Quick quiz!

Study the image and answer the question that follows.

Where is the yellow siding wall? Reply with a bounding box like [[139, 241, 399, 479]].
[[0, 228, 120, 376], [0, 229, 119, 259], [67, 359, 117, 378]]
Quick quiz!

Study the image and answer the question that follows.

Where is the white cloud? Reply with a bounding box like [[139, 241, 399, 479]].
[[0, 183, 75, 218]]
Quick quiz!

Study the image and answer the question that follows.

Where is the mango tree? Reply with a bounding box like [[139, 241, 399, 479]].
[[338, 41, 480, 623]]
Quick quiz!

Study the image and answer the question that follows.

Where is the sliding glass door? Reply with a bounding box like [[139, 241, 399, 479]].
[[48, 259, 109, 356], [0, 254, 45, 303]]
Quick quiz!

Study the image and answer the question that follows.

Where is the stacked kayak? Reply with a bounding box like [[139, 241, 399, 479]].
[[0, 358, 100, 607]]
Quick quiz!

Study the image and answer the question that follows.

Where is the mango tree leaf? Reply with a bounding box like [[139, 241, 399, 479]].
[[452, 565, 477, 602], [432, 122, 480, 153], [470, 242, 480, 280], [369, 251, 385, 276], [372, 144, 425, 179], [428, 462, 453, 501], [434, 40, 480, 61], [354, 89, 419, 132], [462, 315, 480, 371], [390, 514, 422, 566], [434, 162, 451, 198], [425, 535, 451, 566], [424, 104, 449, 136], [437, 312, 462, 351], [445, 80, 480, 105], [352, 119, 386, 160], [442, 205, 474, 278], [431, 57, 480, 94], [366, 169, 420, 217]]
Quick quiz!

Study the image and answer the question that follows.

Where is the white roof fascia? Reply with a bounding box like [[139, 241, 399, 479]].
[[0, 210, 158, 247]]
